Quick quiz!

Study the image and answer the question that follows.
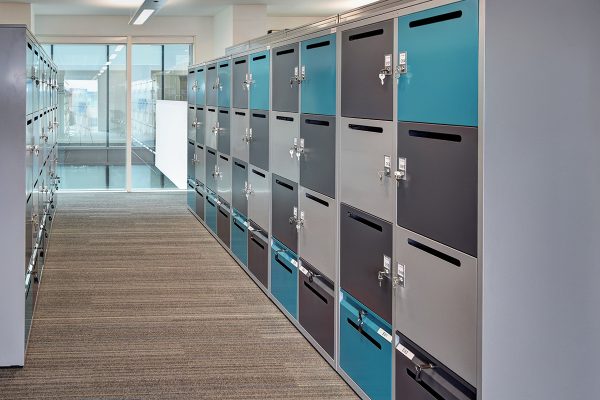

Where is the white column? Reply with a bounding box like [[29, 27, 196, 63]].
[[212, 5, 267, 58], [126, 36, 132, 192], [0, 3, 34, 31]]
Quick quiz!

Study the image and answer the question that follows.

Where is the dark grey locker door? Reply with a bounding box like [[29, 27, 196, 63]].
[[248, 222, 269, 288], [271, 174, 298, 253], [195, 144, 205, 185], [341, 20, 394, 121], [195, 185, 205, 221], [272, 43, 299, 113], [205, 147, 217, 192], [397, 123, 478, 257], [217, 202, 231, 248], [232, 56, 249, 109], [188, 106, 196, 141], [340, 203, 393, 323], [195, 107, 205, 144], [300, 115, 336, 198], [187, 140, 196, 181], [232, 158, 248, 216], [298, 259, 335, 358], [206, 63, 218, 106], [249, 111, 269, 171], [217, 108, 231, 155]]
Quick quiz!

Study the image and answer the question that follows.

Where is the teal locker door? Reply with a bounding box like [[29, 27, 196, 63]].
[[397, 0, 479, 127], [249, 51, 270, 111], [196, 67, 206, 106], [301, 34, 336, 116], [218, 61, 231, 108], [270, 239, 298, 318]]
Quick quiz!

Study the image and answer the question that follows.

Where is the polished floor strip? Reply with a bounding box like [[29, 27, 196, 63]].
[[0, 192, 356, 399]]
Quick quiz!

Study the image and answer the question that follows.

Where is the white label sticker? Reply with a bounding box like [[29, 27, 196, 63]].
[[291, 259, 298, 268], [299, 265, 309, 276], [330, 27, 337, 34], [384, 255, 391, 271], [384, 54, 392, 68], [396, 343, 415, 360], [248, 226, 255, 232], [378, 328, 393, 343]]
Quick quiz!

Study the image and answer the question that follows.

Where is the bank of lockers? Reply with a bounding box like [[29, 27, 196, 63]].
[[232, 56, 249, 109], [217, 200, 231, 248], [232, 158, 248, 217], [218, 60, 231, 108], [205, 108, 218, 149], [248, 221, 269, 288], [299, 114, 336, 199], [206, 64, 218, 106], [196, 66, 206, 106], [231, 109, 250, 162], [217, 109, 231, 155], [272, 43, 299, 113], [270, 238, 298, 318], [270, 112, 300, 183], [300, 34, 336, 116], [249, 51, 270, 111], [271, 174, 298, 253], [249, 111, 269, 171], [232, 210, 248, 266]]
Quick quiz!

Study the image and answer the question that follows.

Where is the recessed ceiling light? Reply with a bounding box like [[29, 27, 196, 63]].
[[129, 0, 166, 25]]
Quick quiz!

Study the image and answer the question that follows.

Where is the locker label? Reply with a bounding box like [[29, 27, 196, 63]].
[[299, 265, 309, 276], [291, 259, 298, 268], [378, 328, 393, 343], [330, 27, 337, 34], [384, 54, 392, 68], [396, 343, 415, 361]]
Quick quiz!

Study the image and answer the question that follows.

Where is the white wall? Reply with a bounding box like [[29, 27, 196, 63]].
[[0, 3, 33, 31], [212, 5, 268, 59], [267, 16, 323, 31]]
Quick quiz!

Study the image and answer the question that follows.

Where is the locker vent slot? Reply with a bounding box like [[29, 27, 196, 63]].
[[207, 199, 216, 207], [276, 116, 294, 122], [219, 209, 229, 218], [305, 193, 329, 207], [409, 10, 463, 28], [208, 66, 216, 70], [235, 59, 247, 65], [188, 140, 195, 145], [219, 110, 229, 114], [27, 193, 32, 203], [407, 239, 461, 267], [219, 155, 229, 161], [219, 63, 229, 68], [189, 70, 195, 75], [188, 182, 194, 189], [197, 145, 204, 150], [34, 116, 38, 121], [197, 192, 204, 198], [348, 124, 383, 133], [28, 43, 32, 50], [253, 55, 266, 61], [306, 40, 330, 50], [208, 109, 216, 112], [235, 111, 246, 116], [346, 318, 382, 349], [409, 129, 462, 143], [252, 169, 265, 178], [405, 368, 446, 400], [349, 28, 384, 41], [27, 120, 32, 125], [189, 106, 195, 110], [276, 48, 295, 56], [305, 119, 330, 126], [234, 221, 246, 232], [252, 113, 267, 118], [198, 107, 204, 111], [275, 179, 294, 191], [304, 281, 328, 304], [208, 149, 216, 155], [197, 68, 204, 72], [250, 236, 265, 249], [275, 256, 293, 274], [348, 212, 382, 232], [234, 161, 246, 169]]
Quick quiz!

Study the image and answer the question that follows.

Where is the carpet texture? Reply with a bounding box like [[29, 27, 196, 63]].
[[0, 192, 356, 399]]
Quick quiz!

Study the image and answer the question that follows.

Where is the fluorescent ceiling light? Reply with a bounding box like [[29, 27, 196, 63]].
[[109, 53, 117, 60], [132, 9, 154, 25], [129, 1, 165, 25]]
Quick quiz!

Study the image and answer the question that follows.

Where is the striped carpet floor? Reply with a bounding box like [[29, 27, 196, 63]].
[[0, 192, 356, 399]]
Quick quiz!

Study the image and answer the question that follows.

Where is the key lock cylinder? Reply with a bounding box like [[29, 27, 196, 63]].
[[289, 137, 304, 160], [242, 73, 255, 91], [242, 127, 253, 143], [378, 255, 405, 288], [289, 206, 304, 231], [290, 66, 306, 87], [243, 181, 253, 200]]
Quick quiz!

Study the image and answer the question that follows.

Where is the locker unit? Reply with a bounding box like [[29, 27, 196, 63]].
[[195, 184, 205, 221], [248, 221, 269, 288], [272, 43, 299, 113], [394, 227, 477, 386], [232, 56, 249, 109], [232, 210, 249, 266], [300, 34, 337, 116], [231, 109, 250, 163], [205, 147, 218, 192], [340, 118, 395, 223], [248, 50, 270, 110], [249, 111, 269, 171], [206, 63, 218, 106], [340, 203, 393, 324], [298, 259, 335, 358], [217, 200, 231, 248], [217, 153, 232, 205], [195, 66, 206, 106], [187, 70, 196, 105], [341, 20, 395, 121], [205, 107, 218, 150], [195, 144, 205, 184], [397, 0, 479, 126], [395, 331, 476, 400], [270, 112, 300, 183], [188, 106, 197, 141], [218, 60, 231, 108], [270, 238, 298, 318], [205, 190, 218, 233], [217, 109, 231, 155], [340, 290, 392, 400], [397, 122, 478, 257], [299, 114, 336, 199], [187, 140, 196, 182], [297, 187, 336, 281], [271, 174, 298, 253], [195, 107, 205, 144], [232, 158, 249, 217], [247, 166, 270, 232]]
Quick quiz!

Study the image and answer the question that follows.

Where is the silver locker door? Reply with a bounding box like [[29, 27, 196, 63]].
[[271, 174, 298, 253], [299, 114, 336, 199], [249, 111, 269, 171], [205, 147, 218, 192], [217, 108, 231, 155], [217, 153, 232, 205], [188, 106, 196, 141], [248, 166, 270, 232], [195, 144, 205, 185], [232, 158, 248, 216], [206, 63, 218, 106], [231, 109, 250, 163], [195, 107, 205, 144], [232, 56, 249, 109], [270, 112, 300, 183], [340, 117, 395, 223], [298, 187, 336, 281], [395, 226, 477, 386], [205, 107, 218, 149], [26, 119, 33, 197]]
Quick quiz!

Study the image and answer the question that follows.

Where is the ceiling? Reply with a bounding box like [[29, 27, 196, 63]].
[[6, 0, 377, 17]]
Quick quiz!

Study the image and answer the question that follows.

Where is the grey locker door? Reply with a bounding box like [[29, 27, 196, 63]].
[[299, 115, 336, 199], [248, 166, 270, 233], [187, 140, 196, 181], [249, 111, 269, 171], [26, 119, 33, 196], [248, 222, 269, 288], [270, 112, 300, 183], [341, 20, 394, 121], [298, 187, 336, 281], [340, 203, 393, 323], [217, 109, 231, 155], [217, 202, 231, 248], [232, 56, 249, 109], [340, 117, 395, 223], [232, 158, 248, 216], [298, 259, 335, 358], [206, 63, 218, 106], [195, 144, 205, 185], [195, 107, 205, 144], [394, 227, 477, 386], [397, 122, 478, 257], [272, 43, 299, 113], [205, 107, 218, 149], [205, 147, 218, 192], [271, 174, 298, 253], [217, 153, 232, 205], [188, 106, 197, 141], [195, 185, 205, 221], [231, 110, 250, 163]]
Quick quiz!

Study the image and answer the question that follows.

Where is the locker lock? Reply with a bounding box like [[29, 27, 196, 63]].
[[289, 137, 303, 159], [379, 155, 392, 180], [192, 80, 198, 92], [27, 145, 40, 156], [357, 309, 366, 330], [192, 154, 199, 165], [41, 129, 49, 143], [378, 54, 393, 85], [394, 52, 408, 79], [377, 255, 392, 287], [307, 270, 321, 283], [289, 207, 304, 231], [243, 73, 255, 91], [192, 118, 199, 128], [394, 157, 407, 184], [212, 76, 222, 91], [414, 363, 436, 382], [212, 165, 222, 179], [290, 66, 305, 87], [212, 121, 224, 135], [244, 181, 253, 199]]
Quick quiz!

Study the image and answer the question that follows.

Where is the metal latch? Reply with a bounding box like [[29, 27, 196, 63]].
[[289, 206, 298, 225], [243, 128, 253, 143], [379, 155, 391, 180], [395, 51, 408, 78], [395, 263, 405, 288], [243, 73, 255, 91], [378, 255, 392, 287], [357, 309, 366, 330], [296, 210, 305, 231], [293, 138, 305, 160], [414, 363, 436, 382], [290, 66, 300, 87], [244, 181, 253, 200], [394, 157, 407, 184], [212, 121, 223, 135], [379, 54, 393, 85], [192, 80, 198, 92]]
